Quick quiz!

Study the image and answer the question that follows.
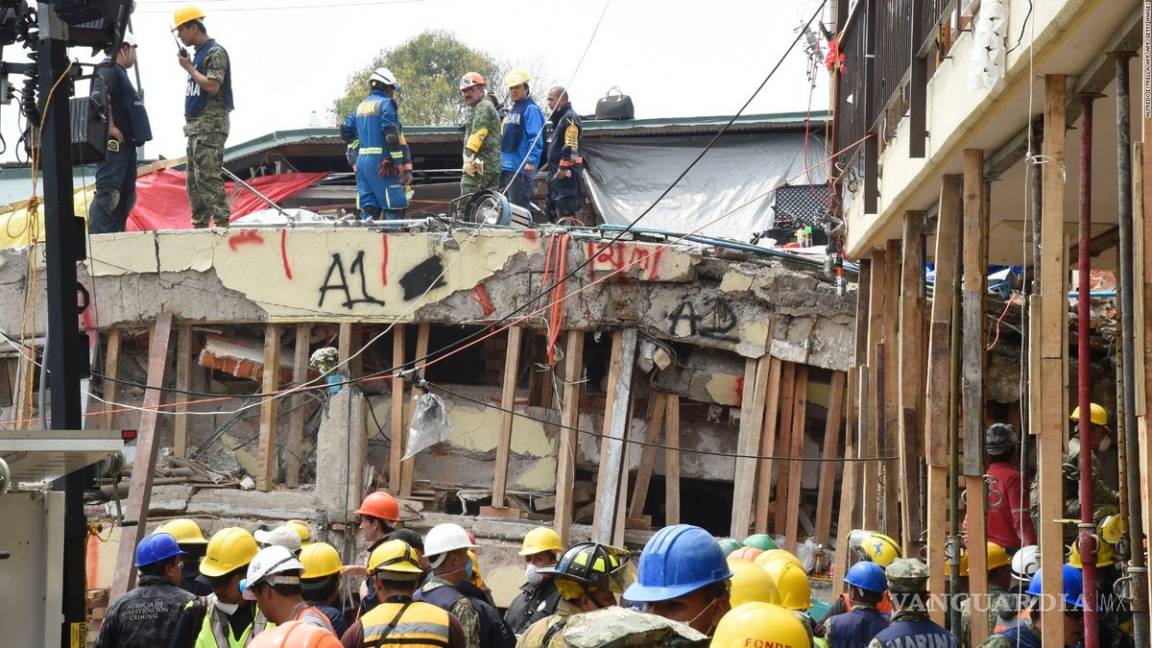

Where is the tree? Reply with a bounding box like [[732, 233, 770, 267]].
[[333, 31, 505, 127]]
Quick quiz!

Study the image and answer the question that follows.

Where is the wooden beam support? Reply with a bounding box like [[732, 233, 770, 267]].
[[389, 324, 406, 493], [554, 331, 585, 545], [285, 324, 311, 488], [773, 362, 798, 535], [966, 474, 990, 645], [783, 365, 809, 550], [814, 371, 846, 547], [628, 391, 668, 520], [962, 149, 988, 476], [489, 326, 524, 512], [592, 329, 638, 544], [101, 329, 121, 430], [753, 357, 784, 533], [256, 324, 282, 492], [926, 465, 949, 625], [862, 251, 885, 531], [731, 354, 773, 538], [898, 212, 926, 553], [665, 394, 682, 526], [402, 323, 431, 498], [172, 326, 192, 457], [833, 367, 861, 589], [882, 238, 901, 539], [109, 313, 172, 602]]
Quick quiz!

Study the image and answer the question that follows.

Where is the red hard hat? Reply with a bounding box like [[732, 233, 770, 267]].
[[249, 621, 342, 648], [356, 491, 400, 523]]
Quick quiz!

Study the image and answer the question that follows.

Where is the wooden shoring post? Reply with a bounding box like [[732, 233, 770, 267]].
[[554, 331, 585, 545], [665, 393, 682, 526], [731, 353, 774, 538], [814, 371, 847, 547], [388, 324, 406, 494], [1036, 73, 1068, 646], [109, 313, 173, 601], [832, 367, 860, 588], [862, 250, 886, 531], [256, 324, 283, 492], [173, 326, 192, 457], [487, 325, 524, 514], [753, 357, 785, 533], [628, 391, 668, 521], [401, 323, 431, 498], [285, 324, 311, 488], [882, 238, 901, 539], [898, 211, 926, 553], [783, 365, 809, 550], [773, 362, 798, 534], [592, 329, 638, 544], [101, 329, 121, 430]]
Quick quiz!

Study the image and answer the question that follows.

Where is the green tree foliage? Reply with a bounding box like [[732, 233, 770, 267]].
[[333, 31, 505, 127]]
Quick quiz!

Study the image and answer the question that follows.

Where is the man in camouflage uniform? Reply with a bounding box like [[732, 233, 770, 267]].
[[959, 542, 1021, 645], [979, 565, 1085, 648], [458, 72, 501, 195], [867, 559, 958, 648], [174, 6, 233, 229]]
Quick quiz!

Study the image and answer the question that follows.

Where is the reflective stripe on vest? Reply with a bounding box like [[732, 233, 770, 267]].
[[192, 598, 271, 648], [360, 147, 384, 155], [362, 600, 451, 648]]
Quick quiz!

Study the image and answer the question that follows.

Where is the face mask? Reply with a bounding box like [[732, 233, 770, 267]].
[[525, 564, 545, 587], [213, 599, 240, 615], [464, 560, 475, 580], [687, 598, 719, 635], [1098, 436, 1112, 452]]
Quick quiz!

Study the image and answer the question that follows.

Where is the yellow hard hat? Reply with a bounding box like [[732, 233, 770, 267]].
[[755, 548, 803, 570], [506, 70, 530, 88], [520, 526, 563, 556], [727, 559, 781, 607], [299, 542, 341, 579], [1067, 539, 1115, 568], [944, 549, 969, 578], [200, 527, 258, 578], [1100, 514, 1127, 545], [986, 542, 1011, 571], [712, 602, 811, 648], [1070, 403, 1109, 427], [171, 5, 205, 30], [285, 520, 311, 545], [156, 519, 208, 545], [761, 560, 811, 611], [860, 532, 902, 567], [368, 539, 424, 579]]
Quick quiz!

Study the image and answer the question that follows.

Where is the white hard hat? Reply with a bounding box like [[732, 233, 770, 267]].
[[120, 31, 137, 48], [254, 526, 302, 553], [370, 67, 398, 88], [243, 545, 304, 600], [423, 523, 478, 559], [1011, 545, 1040, 582]]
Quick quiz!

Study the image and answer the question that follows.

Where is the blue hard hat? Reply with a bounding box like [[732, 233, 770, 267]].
[[1027, 564, 1085, 610], [623, 524, 732, 602], [844, 561, 887, 593], [135, 532, 186, 568]]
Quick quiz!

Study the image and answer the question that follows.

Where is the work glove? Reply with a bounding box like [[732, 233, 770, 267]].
[[377, 158, 396, 177], [402, 171, 414, 186]]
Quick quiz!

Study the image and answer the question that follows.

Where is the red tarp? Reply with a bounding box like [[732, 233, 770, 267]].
[[127, 169, 328, 231]]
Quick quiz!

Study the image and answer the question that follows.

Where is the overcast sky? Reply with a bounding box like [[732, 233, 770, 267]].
[[0, 0, 831, 162]]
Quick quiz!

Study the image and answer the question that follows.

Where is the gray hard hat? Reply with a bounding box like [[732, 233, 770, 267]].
[[985, 422, 1018, 455]]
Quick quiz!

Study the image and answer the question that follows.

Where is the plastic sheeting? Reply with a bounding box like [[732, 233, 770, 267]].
[[581, 131, 829, 244]]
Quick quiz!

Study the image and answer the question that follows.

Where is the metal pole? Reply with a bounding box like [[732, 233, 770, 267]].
[[1077, 92, 1101, 648], [37, 20, 89, 648], [220, 167, 298, 223], [947, 199, 963, 633], [1113, 50, 1150, 645]]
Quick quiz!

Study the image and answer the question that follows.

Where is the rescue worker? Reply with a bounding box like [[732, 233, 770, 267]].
[[285, 520, 312, 547], [959, 542, 1017, 644], [340, 539, 467, 648], [244, 545, 334, 632], [742, 533, 779, 551], [504, 526, 563, 634], [518, 542, 631, 648], [727, 559, 781, 607], [978, 565, 1085, 648], [973, 423, 1036, 551], [1010, 545, 1040, 589], [459, 72, 501, 195], [351, 490, 402, 614], [340, 68, 412, 221], [623, 523, 732, 636], [169, 527, 270, 648], [173, 5, 233, 229], [831, 531, 899, 617], [763, 557, 818, 645], [299, 542, 350, 637], [89, 30, 151, 234], [255, 526, 303, 555], [94, 532, 193, 648], [543, 87, 583, 223], [1068, 540, 1131, 648], [414, 523, 515, 648], [825, 561, 889, 648], [499, 70, 544, 209], [158, 518, 213, 595], [866, 558, 958, 648], [250, 621, 342, 648], [712, 602, 813, 648]]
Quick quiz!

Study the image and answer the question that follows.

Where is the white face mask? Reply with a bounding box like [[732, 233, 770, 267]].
[[1098, 435, 1112, 452], [213, 599, 240, 615], [525, 564, 545, 587]]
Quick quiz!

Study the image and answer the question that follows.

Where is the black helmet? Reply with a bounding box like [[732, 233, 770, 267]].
[[539, 542, 630, 600], [985, 422, 1017, 455]]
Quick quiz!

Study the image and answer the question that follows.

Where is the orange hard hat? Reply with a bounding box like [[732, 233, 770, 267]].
[[728, 546, 765, 562], [458, 72, 486, 90], [249, 621, 342, 648], [356, 491, 400, 523]]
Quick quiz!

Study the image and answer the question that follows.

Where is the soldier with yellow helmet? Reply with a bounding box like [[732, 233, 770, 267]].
[[518, 542, 631, 648], [505, 527, 564, 634], [298, 542, 349, 637], [158, 518, 213, 595], [341, 540, 468, 648], [169, 527, 270, 648]]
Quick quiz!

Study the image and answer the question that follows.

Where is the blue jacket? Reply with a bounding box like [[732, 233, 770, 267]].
[[501, 97, 544, 175], [870, 618, 958, 648], [827, 606, 890, 648], [341, 89, 410, 170]]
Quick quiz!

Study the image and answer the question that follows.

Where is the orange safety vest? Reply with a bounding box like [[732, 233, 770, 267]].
[[837, 591, 894, 616]]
